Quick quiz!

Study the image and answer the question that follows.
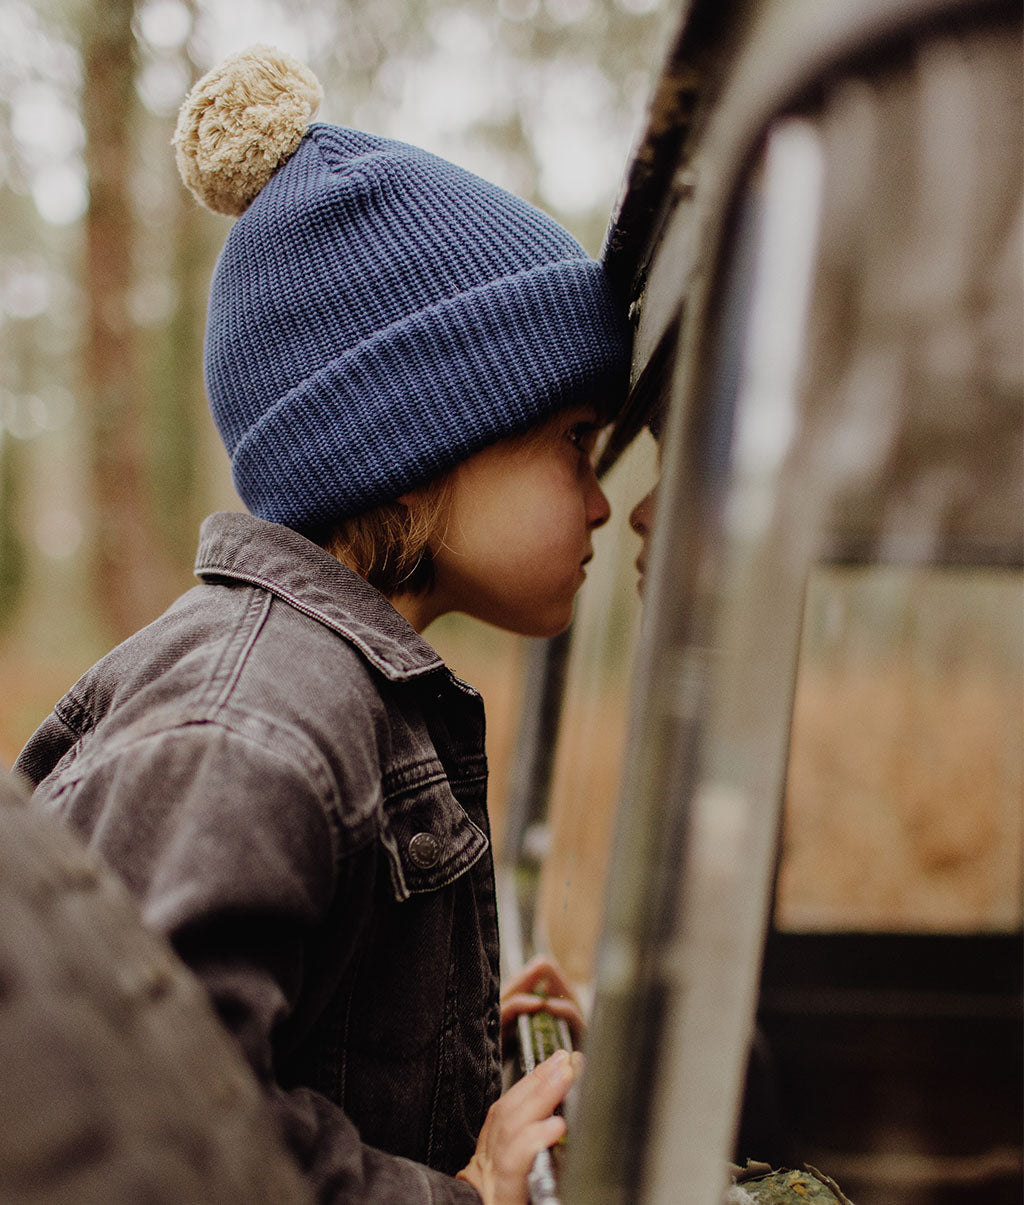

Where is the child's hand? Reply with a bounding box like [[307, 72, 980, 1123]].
[[500, 954, 585, 1047], [457, 1049, 583, 1204]]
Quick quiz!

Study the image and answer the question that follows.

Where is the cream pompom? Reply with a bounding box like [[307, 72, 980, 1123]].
[[173, 45, 323, 216]]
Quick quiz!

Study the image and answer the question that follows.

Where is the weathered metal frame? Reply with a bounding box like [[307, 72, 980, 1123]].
[[497, 0, 1023, 1202]]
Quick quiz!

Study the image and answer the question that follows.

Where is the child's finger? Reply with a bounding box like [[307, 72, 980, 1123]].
[[514, 1113, 568, 1163], [458, 1051, 579, 1202], [500, 992, 586, 1046], [501, 954, 577, 1004], [493, 1049, 569, 1117], [457, 1114, 567, 1204], [502, 1049, 581, 1130]]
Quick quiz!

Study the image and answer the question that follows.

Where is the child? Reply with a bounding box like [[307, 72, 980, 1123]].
[[15, 46, 628, 1204]]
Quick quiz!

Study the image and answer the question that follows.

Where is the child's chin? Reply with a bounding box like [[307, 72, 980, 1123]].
[[519, 605, 575, 640]]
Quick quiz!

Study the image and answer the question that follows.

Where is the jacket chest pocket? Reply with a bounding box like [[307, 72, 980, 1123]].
[[379, 768, 489, 902]]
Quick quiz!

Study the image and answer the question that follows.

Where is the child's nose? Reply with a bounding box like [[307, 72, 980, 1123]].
[[587, 473, 612, 530], [629, 487, 655, 536]]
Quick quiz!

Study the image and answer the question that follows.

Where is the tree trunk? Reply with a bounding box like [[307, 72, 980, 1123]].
[[81, 0, 178, 642]]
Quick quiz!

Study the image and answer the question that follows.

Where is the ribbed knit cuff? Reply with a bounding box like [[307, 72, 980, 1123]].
[[230, 257, 627, 528]]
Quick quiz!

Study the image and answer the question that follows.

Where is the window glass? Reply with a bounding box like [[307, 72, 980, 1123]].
[[777, 564, 1023, 932], [537, 428, 658, 985]]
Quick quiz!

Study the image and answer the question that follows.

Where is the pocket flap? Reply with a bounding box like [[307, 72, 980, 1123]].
[[380, 769, 489, 902]]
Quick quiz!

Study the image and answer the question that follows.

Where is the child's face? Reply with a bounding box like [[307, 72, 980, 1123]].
[[629, 483, 657, 597], [430, 405, 611, 637]]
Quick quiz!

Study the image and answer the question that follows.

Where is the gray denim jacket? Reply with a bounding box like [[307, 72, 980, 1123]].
[[16, 512, 499, 1203]]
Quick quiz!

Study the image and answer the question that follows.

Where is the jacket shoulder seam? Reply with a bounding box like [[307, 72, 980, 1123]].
[[198, 587, 275, 715]]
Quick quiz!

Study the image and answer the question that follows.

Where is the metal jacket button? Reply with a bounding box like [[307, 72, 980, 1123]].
[[408, 831, 441, 869]]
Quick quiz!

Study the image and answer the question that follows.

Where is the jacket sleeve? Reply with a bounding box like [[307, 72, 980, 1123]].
[[31, 716, 483, 1205]]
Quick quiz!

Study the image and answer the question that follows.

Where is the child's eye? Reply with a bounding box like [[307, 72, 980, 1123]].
[[568, 422, 598, 452]]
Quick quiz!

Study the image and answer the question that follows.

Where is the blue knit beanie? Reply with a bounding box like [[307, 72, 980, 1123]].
[[173, 46, 629, 531]]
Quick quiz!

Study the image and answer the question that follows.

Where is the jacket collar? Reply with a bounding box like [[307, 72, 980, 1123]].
[[194, 511, 445, 682]]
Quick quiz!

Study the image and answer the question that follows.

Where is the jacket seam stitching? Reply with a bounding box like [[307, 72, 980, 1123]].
[[194, 586, 267, 714], [68, 714, 348, 870], [383, 762, 487, 796], [383, 768, 450, 800], [52, 698, 86, 738], [212, 590, 275, 714], [379, 822, 409, 901], [205, 710, 350, 867]]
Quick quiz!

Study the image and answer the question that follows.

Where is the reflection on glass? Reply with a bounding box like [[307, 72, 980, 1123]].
[[536, 428, 658, 986]]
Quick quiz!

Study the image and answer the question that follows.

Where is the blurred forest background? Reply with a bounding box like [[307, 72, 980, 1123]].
[[5, 0, 1016, 989], [0, 0, 671, 777]]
